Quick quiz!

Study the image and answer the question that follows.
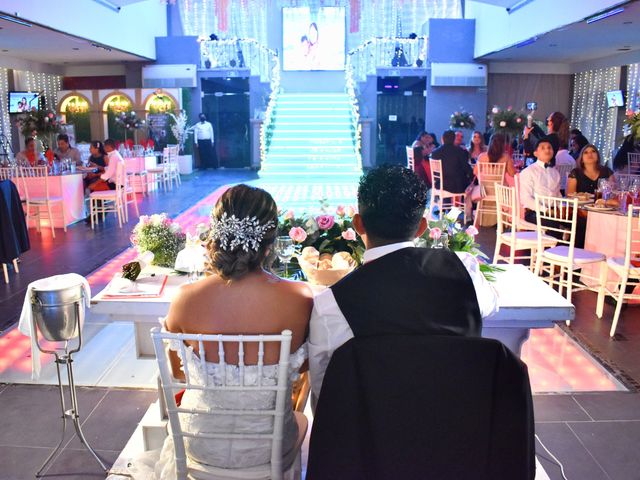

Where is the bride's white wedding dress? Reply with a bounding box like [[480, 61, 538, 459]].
[[129, 335, 308, 479]]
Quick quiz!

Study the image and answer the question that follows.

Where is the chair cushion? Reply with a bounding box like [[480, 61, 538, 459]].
[[543, 246, 605, 264], [607, 257, 640, 277], [501, 231, 557, 246], [29, 196, 63, 203], [90, 191, 118, 199]]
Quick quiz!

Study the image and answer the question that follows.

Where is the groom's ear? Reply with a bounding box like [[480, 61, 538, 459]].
[[415, 216, 428, 238], [352, 213, 366, 236]]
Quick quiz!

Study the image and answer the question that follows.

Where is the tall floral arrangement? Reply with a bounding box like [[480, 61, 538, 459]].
[[115, 111, 145, 142], [490, 105, 526, 139], [130, 213, 186, 267], [624, 109, 640, 141], [168, 110, 193, 154], [279, 201, 365, 265], [450, 110, 476, 130], [16, 109, 64, 149]]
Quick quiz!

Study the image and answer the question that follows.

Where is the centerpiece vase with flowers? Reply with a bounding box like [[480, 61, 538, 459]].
[[450, 110, 476, 131], [278, 200, 365, 286], [130, 213, 186, 268], [489, 105, 526, 148], [16, 109, 64, 167]]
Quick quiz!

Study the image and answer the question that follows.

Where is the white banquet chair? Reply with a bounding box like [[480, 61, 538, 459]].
[[152, 328, 308, 480], [123, 168, 140, 223], [429, 159, 467, 223], [628, 152, 640, 174], [473, 162, 505, 228], [406, 146, 415, 171], [88, 158, 126, 229], [493, 184, 556, 269], [146, 149, 170, 193], [18, 166, 66, 238], [555, 163, 574, 194], [533, 194, 607, 319], [603, 205, 640, 337]]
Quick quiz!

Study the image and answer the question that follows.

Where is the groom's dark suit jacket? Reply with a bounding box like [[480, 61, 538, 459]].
[[331, 247, 482, 338]]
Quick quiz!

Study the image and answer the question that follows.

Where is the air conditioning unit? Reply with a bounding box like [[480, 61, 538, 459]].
[[142, 64, 197, 88], [430, 63, 487, 87]]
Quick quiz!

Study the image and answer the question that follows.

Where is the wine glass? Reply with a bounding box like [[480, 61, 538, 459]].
[[275, 236, 295, 277]]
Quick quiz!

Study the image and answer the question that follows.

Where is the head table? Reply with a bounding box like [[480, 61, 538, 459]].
[[90, 263, 574, 358]]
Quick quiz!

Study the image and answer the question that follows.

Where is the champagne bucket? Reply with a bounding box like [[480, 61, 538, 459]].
[[31, 284, 84, 342]]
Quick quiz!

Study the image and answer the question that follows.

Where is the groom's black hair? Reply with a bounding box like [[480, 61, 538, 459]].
[[358, 165, 428, 242]]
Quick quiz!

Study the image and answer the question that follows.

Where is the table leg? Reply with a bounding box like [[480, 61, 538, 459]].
[[481, 327, 531, 357], [134, 323, 157, 358]]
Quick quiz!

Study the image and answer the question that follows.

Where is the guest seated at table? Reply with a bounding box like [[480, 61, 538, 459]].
[[468, 130, 487, 164], [54, 134, 82, 166], [136, 185, 311, 476], [83, 140, 107, 190], [474, 132, 516, 187], [454, 130, 467, 150], [567, 144, 614, 195], [88, 138, 120, 192], [15, 137, 45, 167], [411, 131, 432, 186], [570, 133, 589, 160], [431, 130, 473, 194], [519, 137, 561, 229], [309, 165, 497, 398]]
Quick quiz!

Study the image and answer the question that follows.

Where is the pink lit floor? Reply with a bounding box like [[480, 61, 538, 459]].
[[0, 185, 626, 393]]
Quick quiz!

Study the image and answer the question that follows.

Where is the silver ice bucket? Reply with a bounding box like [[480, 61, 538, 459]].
[[31, 284, 84, 342]]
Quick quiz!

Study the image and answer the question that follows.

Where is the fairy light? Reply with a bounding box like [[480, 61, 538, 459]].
[[0, 67, 12, 150]]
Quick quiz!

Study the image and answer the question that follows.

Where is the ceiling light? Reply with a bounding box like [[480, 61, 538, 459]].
[[72, 47, 80, 51], [91, 0, 121, 12], [586, 7, 624, 24], [549, 44, 558, 47], [0, 14, 32, 27]]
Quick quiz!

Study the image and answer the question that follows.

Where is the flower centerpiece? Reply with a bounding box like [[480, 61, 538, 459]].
[[420, 208, 502, 281], [490, 105, 526, 140], [279, 201, 365, 285], [450, 110, 476, 130], [624, 109, 640, 141], [16, 108, 64, 152], [130, 213, 186, 267]]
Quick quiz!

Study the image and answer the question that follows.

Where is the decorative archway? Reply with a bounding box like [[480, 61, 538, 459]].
[[102, 92, 134, 141], [59, 93, 92, 142], [143, 90, 178, 114]]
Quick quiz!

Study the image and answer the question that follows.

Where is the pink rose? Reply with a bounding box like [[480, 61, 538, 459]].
[[48, 113, 54, 118], [429, 227, 442, 240], [341, 228, 357, 241], [345, 205, 357, 217], [316, 215, 335, 230], [465, 225, 479, 237], [284, 210, 295, 220], [289, 227, 307, 243], [336, 205, 345, 217], [130, 234, 139, 245]]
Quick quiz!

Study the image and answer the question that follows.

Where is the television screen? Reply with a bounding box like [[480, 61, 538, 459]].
[[606, 90, 624, 108], [282, 7, 345, 71], [8, 91, 40, 113]]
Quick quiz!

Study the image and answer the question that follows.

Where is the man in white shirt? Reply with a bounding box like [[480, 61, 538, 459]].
[[308, 165, 498, 398], [518, 137, 561, 225], [194, 113, 217, 169], [88, 138, 122, 192]]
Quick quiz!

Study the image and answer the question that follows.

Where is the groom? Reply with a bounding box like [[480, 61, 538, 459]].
[[309, 165, 496, 397]]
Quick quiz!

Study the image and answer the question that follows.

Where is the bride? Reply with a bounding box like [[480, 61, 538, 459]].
[[131, 184, 313, 479]]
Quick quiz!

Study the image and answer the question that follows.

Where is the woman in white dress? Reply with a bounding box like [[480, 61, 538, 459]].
[[132, 184, 313, 479]]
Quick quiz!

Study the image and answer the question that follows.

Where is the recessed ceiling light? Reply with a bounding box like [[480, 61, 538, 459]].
[[623, 21, 633, 24], [2, 49, 8, 52], [617, 47, 631, 51], [72, 47, 80, 50], [549, 43, 558, 47]]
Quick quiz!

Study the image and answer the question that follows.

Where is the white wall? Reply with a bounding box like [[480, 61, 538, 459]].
[[0, 0, 166, 59], [466, 0, 627, 58]]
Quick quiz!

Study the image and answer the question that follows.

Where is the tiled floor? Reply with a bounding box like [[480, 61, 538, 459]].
[[2, 170, 640, 479]]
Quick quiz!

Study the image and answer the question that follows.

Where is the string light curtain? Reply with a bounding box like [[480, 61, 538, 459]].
[[177, 0, 460, 48], [571, 67, 620, 164], [13, 70, 63, 111], [628, 63, 640, 113], [0, 68, 11, 148]]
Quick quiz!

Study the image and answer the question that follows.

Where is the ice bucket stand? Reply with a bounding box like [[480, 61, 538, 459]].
[[30, 283, 108, 477]]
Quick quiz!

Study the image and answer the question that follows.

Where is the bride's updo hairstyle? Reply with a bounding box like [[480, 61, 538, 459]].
[[207, 184, 278, 281]]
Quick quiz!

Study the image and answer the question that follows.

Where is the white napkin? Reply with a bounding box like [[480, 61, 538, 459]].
[[18, 274, 91, 380]]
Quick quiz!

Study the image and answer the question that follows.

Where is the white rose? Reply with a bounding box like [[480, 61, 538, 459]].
[[499, 121, 507, 127], [492, 107, 499, 114]]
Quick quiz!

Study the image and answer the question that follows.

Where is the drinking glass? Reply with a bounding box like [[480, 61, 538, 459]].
[[275, 236, 295, 277]]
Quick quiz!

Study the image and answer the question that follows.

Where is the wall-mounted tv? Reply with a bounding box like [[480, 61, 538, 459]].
[[8, 91, 40, 113], [282, 6, 345, 71], [606, 90, 624, 108]]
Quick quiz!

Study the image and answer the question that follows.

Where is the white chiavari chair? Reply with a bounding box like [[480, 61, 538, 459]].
[[88, 158, 126, 229], [18, 166, 66, 238], [628, 152, 640, 174], [406, 146, 415, 171], [429, 159, 467, 223], [473, 162, 505, 228], [555, 163, 574, 194]]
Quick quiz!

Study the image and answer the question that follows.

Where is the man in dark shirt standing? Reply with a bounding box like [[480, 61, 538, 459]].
[[430, 130, 473, 194]]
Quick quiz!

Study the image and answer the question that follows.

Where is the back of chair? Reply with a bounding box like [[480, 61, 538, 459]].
[[622, 206, 640, 270], [628, 152, 640, 174], [405, 146, 415, 171], [494, 184, 516, 235], [477, 162, 505, 198], [534, 194, 578, 255], [114, 158, 127, 191], [0, 166, 18, 181], [430, 158, 443, 191], [18, 166, 50, 202], [555, 163, 574, 191], [151, 328, 293, 480], [308, 335, 535, 480]]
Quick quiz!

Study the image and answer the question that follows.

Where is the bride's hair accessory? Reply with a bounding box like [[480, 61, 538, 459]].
[[210, 212, 275, 252]]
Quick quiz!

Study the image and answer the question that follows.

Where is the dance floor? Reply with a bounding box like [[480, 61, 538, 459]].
[[0, 180, 626, 393]]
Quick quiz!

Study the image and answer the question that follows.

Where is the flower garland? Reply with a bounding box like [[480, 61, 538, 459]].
[[450, 110, 476, 130], [345, 55, 362, 170], [489, 105, 526, 139], [259, 50, 281, 166]]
